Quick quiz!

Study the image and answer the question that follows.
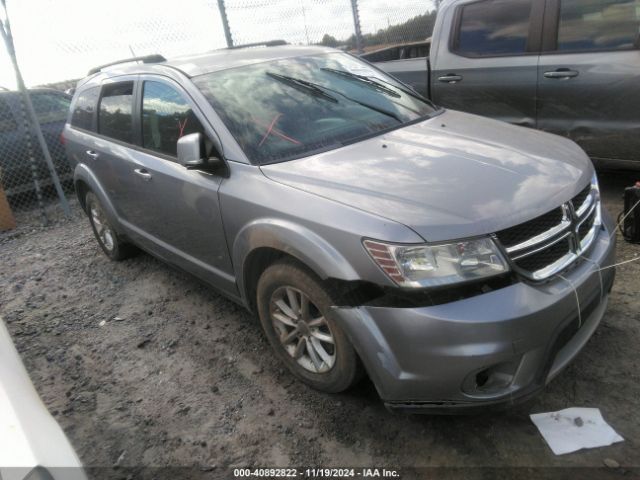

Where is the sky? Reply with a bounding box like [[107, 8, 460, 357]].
[[0, 0, 434, 90]]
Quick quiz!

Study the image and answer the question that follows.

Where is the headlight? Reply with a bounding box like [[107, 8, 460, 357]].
[[363, 237, 509, 288]]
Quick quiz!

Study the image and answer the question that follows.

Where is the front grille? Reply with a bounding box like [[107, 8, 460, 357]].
[[496, 208, 564, 248], [513, 237, 571, 272], [578, 206, 597, 242], [494, 182, 599, 281], [572, 184, 591, 212]]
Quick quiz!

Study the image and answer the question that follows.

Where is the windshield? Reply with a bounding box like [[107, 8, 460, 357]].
[[193, 53, 438, 164]]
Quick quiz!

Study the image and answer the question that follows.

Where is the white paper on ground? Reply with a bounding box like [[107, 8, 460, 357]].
[[530, 407, 624, 455]]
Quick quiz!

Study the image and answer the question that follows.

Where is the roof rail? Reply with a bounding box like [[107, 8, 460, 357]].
[[228, 40, 287, 50], [87, 54, 166, 75]]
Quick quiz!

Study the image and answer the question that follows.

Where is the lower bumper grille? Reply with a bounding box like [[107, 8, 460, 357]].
[[495, 180, 601, 281]]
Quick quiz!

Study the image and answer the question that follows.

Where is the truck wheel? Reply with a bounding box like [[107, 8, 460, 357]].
[[257, 259, 362, 393], [86, 192, 137, 261]]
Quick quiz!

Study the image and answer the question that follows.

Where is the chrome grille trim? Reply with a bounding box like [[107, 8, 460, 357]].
[[531, 251, 578, 281], [506, 205, 571, 254], [495, 180, 601, 281], [511, 230, 573, 261], [575, 191, 594, 217]]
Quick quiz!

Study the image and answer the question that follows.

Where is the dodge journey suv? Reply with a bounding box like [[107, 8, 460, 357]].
[[64, 45, 616, 412]]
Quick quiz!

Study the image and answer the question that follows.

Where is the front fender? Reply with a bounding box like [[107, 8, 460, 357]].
[[233, 218, 361, 304], [74, 163, 122, 232]]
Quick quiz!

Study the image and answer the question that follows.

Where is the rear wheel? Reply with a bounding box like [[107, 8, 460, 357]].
[[257, 260, 362, 393], [86, 192, 137, 261]]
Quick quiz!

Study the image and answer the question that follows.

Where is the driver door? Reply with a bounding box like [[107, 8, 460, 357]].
[[127, 76, 235, 295]]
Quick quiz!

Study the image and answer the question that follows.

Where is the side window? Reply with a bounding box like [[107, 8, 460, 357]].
[[98, 82, 134, 143], [71, 87, 99, 131], [454, 0, 533, 56], [0, 98, 17, 133], [141, 81, 205, 157], [558, 0, 640, 52], [31, 92, 71, 124]]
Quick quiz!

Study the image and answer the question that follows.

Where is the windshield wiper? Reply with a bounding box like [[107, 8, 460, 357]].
[[363, 73, 431, 103], [320, 67, 401, 98], [267, 71, 402, 123], [267, 72, 338, 103]]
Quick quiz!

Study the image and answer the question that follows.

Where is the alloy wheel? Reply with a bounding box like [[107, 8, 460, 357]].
[[270, 286, 336, 373], [90, 203, 115, 252]]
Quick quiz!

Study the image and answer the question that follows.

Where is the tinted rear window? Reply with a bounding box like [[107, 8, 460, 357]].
[[98, 82, 134, 143], [71, 87, 99, 130], [558, 0, 640, 52], [455, 0, 533, 56]]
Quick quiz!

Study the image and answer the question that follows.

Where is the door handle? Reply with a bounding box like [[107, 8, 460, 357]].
[[133, 168, 152, 181], [438, 74, 463, 84], [86, 150, 99, 160], [544, 69, 579, 79]]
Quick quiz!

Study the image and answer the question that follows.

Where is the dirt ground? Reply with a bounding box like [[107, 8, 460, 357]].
[[1, 171, 639, 479]]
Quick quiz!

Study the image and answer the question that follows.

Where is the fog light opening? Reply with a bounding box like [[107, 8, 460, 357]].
[[465, 360, 520, 395], [476, 369, 490, 388]]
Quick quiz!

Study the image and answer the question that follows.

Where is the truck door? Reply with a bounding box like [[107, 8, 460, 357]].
[[430, 0, 543, 128], [537, 0, 640, 166]]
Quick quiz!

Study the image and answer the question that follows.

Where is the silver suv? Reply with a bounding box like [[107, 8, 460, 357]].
[[64, 45, 616, 412]]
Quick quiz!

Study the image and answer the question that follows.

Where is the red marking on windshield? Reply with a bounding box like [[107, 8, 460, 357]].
[[255, 114, 301, 146]]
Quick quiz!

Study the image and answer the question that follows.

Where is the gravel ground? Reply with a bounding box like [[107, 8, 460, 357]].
[[1, 171, 639, 479]]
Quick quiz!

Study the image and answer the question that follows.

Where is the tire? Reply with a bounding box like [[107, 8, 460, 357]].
[[257, 259, 362, 393], [85, 192, 137, 261]]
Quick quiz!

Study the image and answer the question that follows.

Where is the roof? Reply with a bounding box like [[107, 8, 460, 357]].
[[93, 45, 337, 79]]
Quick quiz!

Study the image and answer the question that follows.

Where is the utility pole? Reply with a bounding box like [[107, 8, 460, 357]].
[[350, 0, 363, 53], [217, 0, 234, 48], [0, 0, 71, 218]]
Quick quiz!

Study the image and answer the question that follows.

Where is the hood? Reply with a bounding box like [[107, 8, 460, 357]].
[[260, 109, 593, 242]]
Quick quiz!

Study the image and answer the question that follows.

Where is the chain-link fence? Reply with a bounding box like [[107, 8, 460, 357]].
[[0, 0, 437, 232], [0, 88, 74, 231]]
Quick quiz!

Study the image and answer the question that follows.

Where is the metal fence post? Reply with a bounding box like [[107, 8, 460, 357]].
[[350, 0, 363, 53], [0, 0, 71, 218], [217, 0, 234, 48]]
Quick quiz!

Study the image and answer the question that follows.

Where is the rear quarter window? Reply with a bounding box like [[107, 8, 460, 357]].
[[71, 87, 99, 131]]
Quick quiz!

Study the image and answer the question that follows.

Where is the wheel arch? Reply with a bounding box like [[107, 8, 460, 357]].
[[73, 163, 121, 229], [234, 219, 361, 312]]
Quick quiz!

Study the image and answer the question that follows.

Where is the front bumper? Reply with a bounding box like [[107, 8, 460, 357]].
[[333, 211, 617, 413]]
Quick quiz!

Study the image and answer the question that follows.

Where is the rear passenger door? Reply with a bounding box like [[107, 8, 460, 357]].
[[430, 0, 543, 127], [537, 0, 640, 165], [92, 77, 140, 221]]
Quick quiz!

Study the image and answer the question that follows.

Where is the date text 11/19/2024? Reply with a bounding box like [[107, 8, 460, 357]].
[[233, 468, 401, 478]]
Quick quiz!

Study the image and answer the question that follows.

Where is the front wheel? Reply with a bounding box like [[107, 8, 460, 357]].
[[256, 260, 362, 393]]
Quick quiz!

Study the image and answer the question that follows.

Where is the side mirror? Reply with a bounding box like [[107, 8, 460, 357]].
[[177, 133, 205, 169], [177, 133, 224, 173]]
